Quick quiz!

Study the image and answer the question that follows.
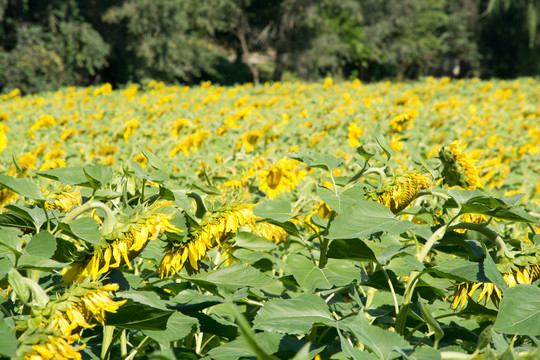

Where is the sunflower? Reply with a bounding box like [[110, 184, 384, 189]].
[[44, 185, 81, 213], [439, 140, 483, 189], [52, 283, 126, 336], [0, 188, 18, 208], [239, 130, 263, 152], [22, 334, 83, 360], [370, 171, 432, 214], [390, 109, 418, 132], [450, 264, 540, 310], [257, 158, 306, 199], [62, 204, 179, 282], [159, 203, 256, 277], [455, 213, 488, 233], [256, 222, 288, 244]]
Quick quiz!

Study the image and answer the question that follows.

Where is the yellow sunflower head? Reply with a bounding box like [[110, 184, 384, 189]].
[[438, 140, 483, 189]]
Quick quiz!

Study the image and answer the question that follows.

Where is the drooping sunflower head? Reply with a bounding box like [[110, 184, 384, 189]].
[[257, 157, 306, 199], [21, 333, 84, 360], [438, 140, 483, 189], [62, 202, 180, 282], [369, 170, 432, 214], [389, 109, 418, 133], [43, 184, 81, 213]]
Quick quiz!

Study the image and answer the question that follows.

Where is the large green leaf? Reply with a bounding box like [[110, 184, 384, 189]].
[[480, 243, 508, 291], [117, 290, 169, 310], [33, 167, 89, 186], [253, 199, 293, 223], [143, 311, 198, 344], [286, 254, 359, 291], [60, 217, 101, 246], [341, 313, 411, 360], [24, 231, 56, 258], [253, 294, 334, 334], [317, 185, 365, 213], [0, 317, 17, 357], [138, 144, 166, 169], [0, 174, 44, 200], [206, 332, 283, 360], [287, 151, 343, 171], [493, 285, 540, 336], [105, 302, 173, 330], [234, 231, 277, 251], [327, 239, 378, 263], [327, 201, 413, 239], [182, 263, 276, 295], [5, 204, 47, 229], [83, 164, 113, 189], [431, 258, 487, 283]]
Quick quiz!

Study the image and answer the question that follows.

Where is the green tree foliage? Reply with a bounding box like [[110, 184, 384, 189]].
[[101, 0, 237, 84], [0, 0, 538, 93], [0, 0, 109, 93]]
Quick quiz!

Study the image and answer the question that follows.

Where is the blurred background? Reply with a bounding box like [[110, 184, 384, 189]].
[[1, 0, 539, 94]]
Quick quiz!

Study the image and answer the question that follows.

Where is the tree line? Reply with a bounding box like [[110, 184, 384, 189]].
[[0, 0, 539, 94]]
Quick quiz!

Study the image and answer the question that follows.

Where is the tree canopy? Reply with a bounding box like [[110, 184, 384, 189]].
[[0, 0, 539, 93]]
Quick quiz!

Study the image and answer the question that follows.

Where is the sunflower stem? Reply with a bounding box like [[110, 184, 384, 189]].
[[101, 325, 115, 360], [448, 222, 514, 259], [62, 200, 117, 238], [120, 329, 127, 357], [361, 167, 387, 190]]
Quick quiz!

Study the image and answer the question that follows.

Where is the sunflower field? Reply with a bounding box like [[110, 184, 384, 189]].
[[0, 77, 539, 360]]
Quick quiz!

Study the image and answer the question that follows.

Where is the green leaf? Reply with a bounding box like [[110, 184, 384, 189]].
[[480, 243, 508, 291], [83, 164, 113, 189], [168, 289, 224, 312], [0, 317, 17, 357], [254, 199, 293, 223], [5, 204, 47, 229], [287, 151, 342, 170], [0, 227, 22, 254], [0, 258, 13, 278], [341, 313, 411, 360], [286, 254, 359, 291], [317, 185, 365, 213], [493, 285, 540, 336], [93, 189, 122, 200], [0, 174, 43, 200], [17, 255, 67, 270], [432, 258, 487, 283], [25, 231, 56, 258], [183, 264, 276, 295], [117, 291, 169, 310], [33, 167, 89, 186], [62, 217, 101, 246], [327, 239, 378, 263], [374, 126, 394, 160], [419, 300, 444, 343], [409, 347, 441, 360], [8, 268, 30, 303], [253, 294, 334, 334], [105, 302, 173, 330], [327, 201, 413, 239], [206, 332, 283, 360], [234, 232, 277, 251], [338, 331, 378, 360], [143, 311, 198, 344], [138, 144, 166, 169]]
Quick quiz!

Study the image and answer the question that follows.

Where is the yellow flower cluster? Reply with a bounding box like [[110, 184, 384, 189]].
[[257, 157, 306, 199], [44, 186, 81, 213], [450, 265, 540, 310], [63, 207, 179, 282], [23, 334, 83, 360], [374, 171, 432, 214], [390, 109, 418, 132], [448, 140, 483, 189], [170, 129, 210, 157], [159, 204, 256, 277]]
